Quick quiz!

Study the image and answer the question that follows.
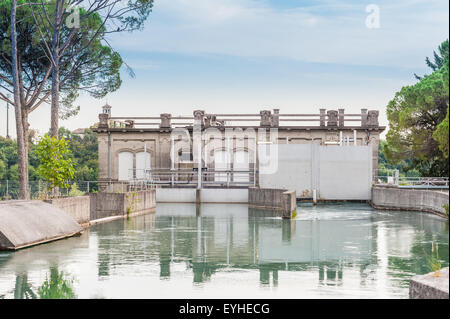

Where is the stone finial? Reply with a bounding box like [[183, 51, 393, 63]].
[[327, 110, 338, 127], [160, 113, 172, 129], [361, 109, 368, 127], [338, 109, 345, 128], [260, 110, 272, 127], [125, 120, 135, 128], [98, 113, 110, 129], [367, 110, 379, 128], [272, 109, 280, 127], [193, 110, 205, 128], [320, 109, 326, 127], [204, 114, 215, 128]]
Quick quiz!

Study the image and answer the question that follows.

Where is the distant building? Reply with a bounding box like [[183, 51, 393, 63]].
[[72, 128, 86, 136]]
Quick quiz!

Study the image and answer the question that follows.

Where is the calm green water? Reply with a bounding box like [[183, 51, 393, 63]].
[[0, 203, 448, 299]]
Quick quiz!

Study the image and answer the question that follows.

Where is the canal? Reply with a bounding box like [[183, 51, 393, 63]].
[[0, 203, 448, 299]]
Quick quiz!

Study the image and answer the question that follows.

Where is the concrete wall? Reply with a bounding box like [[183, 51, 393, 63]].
[[90, 189, 156, 222], [410, 267, 449, 299], [248, 187, 297, 218], [156, 188, 248, 203], [259, 144, 372, 200], [45, 196, 90, 226], [248, 187, 286, 210], [0, 201, 82, 250], [200, 189, 248, 203], [372, 186, 449, 217], [156, 188, 196, 203]]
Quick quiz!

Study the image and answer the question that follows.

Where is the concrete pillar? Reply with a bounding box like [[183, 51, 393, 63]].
[[260, 110, 272, 127], [367, 110, 379, 128], [361, 109, 368, 128], [338, 109, 344, 128], [327, 110, 338, 127], [282, 190, 297, 219], [99, 113, 110, 129], [160, 113, 172, 129], [320, 109, 326, 127], [272, 109, 280, 127]]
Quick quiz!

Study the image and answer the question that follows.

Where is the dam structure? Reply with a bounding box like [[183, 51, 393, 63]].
[[94, 105, 385, 202]]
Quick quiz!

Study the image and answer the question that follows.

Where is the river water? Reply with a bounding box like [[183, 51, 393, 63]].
[[0, 203, 448, 299]]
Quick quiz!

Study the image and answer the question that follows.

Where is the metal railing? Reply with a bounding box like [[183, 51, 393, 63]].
[[374, 173, 449, 189], [127, 169, 256, 188]]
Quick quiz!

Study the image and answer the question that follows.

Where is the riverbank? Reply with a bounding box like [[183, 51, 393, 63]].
[[371, 185, 449, 218]]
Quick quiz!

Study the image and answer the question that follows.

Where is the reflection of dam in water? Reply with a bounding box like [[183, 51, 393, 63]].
[[0, 203, 448, 299]]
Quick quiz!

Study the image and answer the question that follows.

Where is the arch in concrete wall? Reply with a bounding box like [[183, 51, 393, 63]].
[[136, 152, 151, 179], [214, 150, 230, 182], [233, 150, 249, 183], [118, 151, 133, 180]]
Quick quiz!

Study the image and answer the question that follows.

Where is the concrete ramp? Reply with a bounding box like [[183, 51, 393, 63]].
[[0, 201, 83, 251]]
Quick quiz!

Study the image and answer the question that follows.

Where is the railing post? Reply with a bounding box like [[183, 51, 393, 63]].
[[87, 181, 90, 193], [338, 109, 344, 128], [6, 180, 8, 200], [227, 171, 230, 188], [320, 109, 326, 127]]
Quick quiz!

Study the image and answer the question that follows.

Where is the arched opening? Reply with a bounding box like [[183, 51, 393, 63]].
[[118, 152, 133, 181], [214, 150, 230, 182], [233, 150, 249, 183], [136, 152, 151, 180]]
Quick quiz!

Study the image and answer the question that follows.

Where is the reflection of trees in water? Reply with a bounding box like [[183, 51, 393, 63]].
[[91, 206, 448, 288], [7, 267, 76, 299], [37, 267, 76, 299], [14, 273, 37, 299]]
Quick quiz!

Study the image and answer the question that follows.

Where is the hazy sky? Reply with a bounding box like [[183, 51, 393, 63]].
[[1, 0, 449, 138]]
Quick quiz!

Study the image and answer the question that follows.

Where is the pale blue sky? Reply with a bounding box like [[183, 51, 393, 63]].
[[1, 0, 449, 137]]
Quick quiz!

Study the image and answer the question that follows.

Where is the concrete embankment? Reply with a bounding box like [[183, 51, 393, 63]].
[[89, 189, 156, 224], [155, 188, 248, 203], [45, 196, 90, 226], [371, 185, 449, 217], [0, 201, 83, 251], [410, 267, 449, 299], [249, 187, 297, 218]]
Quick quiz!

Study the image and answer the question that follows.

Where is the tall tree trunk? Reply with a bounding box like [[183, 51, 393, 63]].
[[50, 62, 59, 137], [50, 0, 62, 138], [11, 0, 29, 200]]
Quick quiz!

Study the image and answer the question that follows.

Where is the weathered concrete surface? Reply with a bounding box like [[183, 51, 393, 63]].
[[90, 189, 156, 223], [249, 187, 297, 218], [282, 190, 297, 219], [0, 201, 83, 250], [248, 187, 286, 210], [410, 267, 449, 299], [45, 196, 90, 226], [372, 185, 449, 217]]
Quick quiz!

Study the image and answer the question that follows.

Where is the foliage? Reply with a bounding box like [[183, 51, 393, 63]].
[[433, 107, 449, 157], [37, 267, 76, 299], [68, 183, 85, 197], [126, 190, 141, 216], [425, 242, 442, 276], [0, 127, 98, 182], [378, 140, 420, 177], [34, 134, 75, 192], [385, 40, 449, 177], [443, 204, 449, 218], [59, 127, 99, 182]]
